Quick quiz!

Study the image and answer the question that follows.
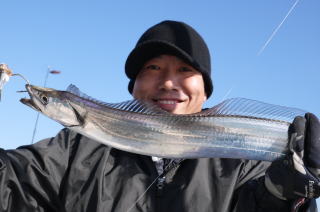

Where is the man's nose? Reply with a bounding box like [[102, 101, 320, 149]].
[[158, 70, 179, 91]]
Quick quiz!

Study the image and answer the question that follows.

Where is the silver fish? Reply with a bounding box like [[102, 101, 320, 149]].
[[20, 84, 307, 161]]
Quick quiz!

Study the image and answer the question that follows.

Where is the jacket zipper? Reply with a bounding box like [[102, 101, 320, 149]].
[[155, 159, 185, 197], [156, 175, 166, 196]]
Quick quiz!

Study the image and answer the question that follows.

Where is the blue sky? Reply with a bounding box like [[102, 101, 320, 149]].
[[1, 1, 319, 149]]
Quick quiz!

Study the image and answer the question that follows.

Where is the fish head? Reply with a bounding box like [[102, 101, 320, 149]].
[[20, 84, 82, 127]]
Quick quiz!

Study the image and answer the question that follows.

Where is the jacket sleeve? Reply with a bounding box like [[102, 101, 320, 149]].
[[232, 160, 318, 212], [0, 128, 80, 212]]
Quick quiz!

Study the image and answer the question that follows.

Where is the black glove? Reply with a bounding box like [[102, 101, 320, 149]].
[[265, 113, 320, 200]]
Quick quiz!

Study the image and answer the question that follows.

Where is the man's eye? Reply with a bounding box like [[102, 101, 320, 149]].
[[144, 65, 160, 70], [180, 66, 193, 72]]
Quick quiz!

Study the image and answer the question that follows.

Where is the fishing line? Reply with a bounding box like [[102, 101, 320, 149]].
[[12, 73, 30, 85], [126, 173, 162, 212], [126, 161, 174, 212], [30, 66, 61, 144]]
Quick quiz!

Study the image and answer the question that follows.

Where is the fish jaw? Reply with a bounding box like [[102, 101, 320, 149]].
[[20, 97, 41, 112], [20, 84, 44, 112]]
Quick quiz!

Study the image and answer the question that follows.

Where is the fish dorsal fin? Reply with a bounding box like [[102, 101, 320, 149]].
[[67, 84, 118, 107], [108, 99, 169, 115], [67, 84, 81, 96], [199, 98, 307, 122], [66, 84, 168, 115]]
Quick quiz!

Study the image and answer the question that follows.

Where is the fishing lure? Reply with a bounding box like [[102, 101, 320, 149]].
[[0, 64, 13, 101]]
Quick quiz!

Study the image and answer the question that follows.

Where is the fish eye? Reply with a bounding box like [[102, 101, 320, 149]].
[[40, 95, 49, 105]]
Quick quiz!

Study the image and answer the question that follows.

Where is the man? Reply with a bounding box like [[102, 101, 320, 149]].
[[0, 20, 319, 211], [131, 54, 207, 114]]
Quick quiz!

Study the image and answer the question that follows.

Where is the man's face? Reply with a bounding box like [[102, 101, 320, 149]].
[[132, 54, 207, 114]]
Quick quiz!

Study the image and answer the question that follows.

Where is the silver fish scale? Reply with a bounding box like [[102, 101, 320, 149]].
[[23, 84, 307, 161], [71, 99, 290, 160]]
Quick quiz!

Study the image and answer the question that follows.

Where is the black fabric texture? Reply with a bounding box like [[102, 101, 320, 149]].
[[304, 113, 320, 169], [125, 20, 213, 98], [0, 129, 317, 211], [232, 177, 292, 212], [288, 115, 306, 153], [301, 199, 318, 212], [267, 156, 320, 199], [266, 113, 320, 200]]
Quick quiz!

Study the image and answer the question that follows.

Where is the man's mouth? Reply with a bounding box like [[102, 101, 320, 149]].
[[153, 98, 184, 111]]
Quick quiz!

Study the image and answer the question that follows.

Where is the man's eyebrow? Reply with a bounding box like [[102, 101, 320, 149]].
[[150, 55, 164, 60]]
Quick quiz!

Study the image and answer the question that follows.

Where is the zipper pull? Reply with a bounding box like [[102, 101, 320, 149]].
[[156, 176, 166, 196]]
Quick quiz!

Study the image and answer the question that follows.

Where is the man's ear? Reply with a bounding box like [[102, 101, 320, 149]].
[[203, 95, 207, 102]]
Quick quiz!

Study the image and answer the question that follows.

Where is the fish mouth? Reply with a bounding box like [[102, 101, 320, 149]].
[[20, 98, 41, 111], [19, 84, 41, 112]]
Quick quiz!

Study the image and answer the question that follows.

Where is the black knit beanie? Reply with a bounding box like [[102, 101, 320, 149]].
[[125, 20, 213, 98]]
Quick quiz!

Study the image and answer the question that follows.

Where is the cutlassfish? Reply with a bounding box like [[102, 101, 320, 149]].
[[20, 84, 307, 161]]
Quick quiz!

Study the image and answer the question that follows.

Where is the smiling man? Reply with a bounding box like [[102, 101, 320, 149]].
[[123, 20, 320, 211], [132, 55, 207, 114], [125, 20, 213, 115], [0, 20, 319, 212]]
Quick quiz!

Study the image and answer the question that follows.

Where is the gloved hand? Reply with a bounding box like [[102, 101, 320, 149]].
[[265, 113, 320, 200]]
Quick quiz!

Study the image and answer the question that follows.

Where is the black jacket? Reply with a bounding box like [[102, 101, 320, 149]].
[[0, 128, 316, 212]]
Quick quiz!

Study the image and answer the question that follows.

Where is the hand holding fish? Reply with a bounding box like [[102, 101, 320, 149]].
[[265, 113, 320, 204]]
